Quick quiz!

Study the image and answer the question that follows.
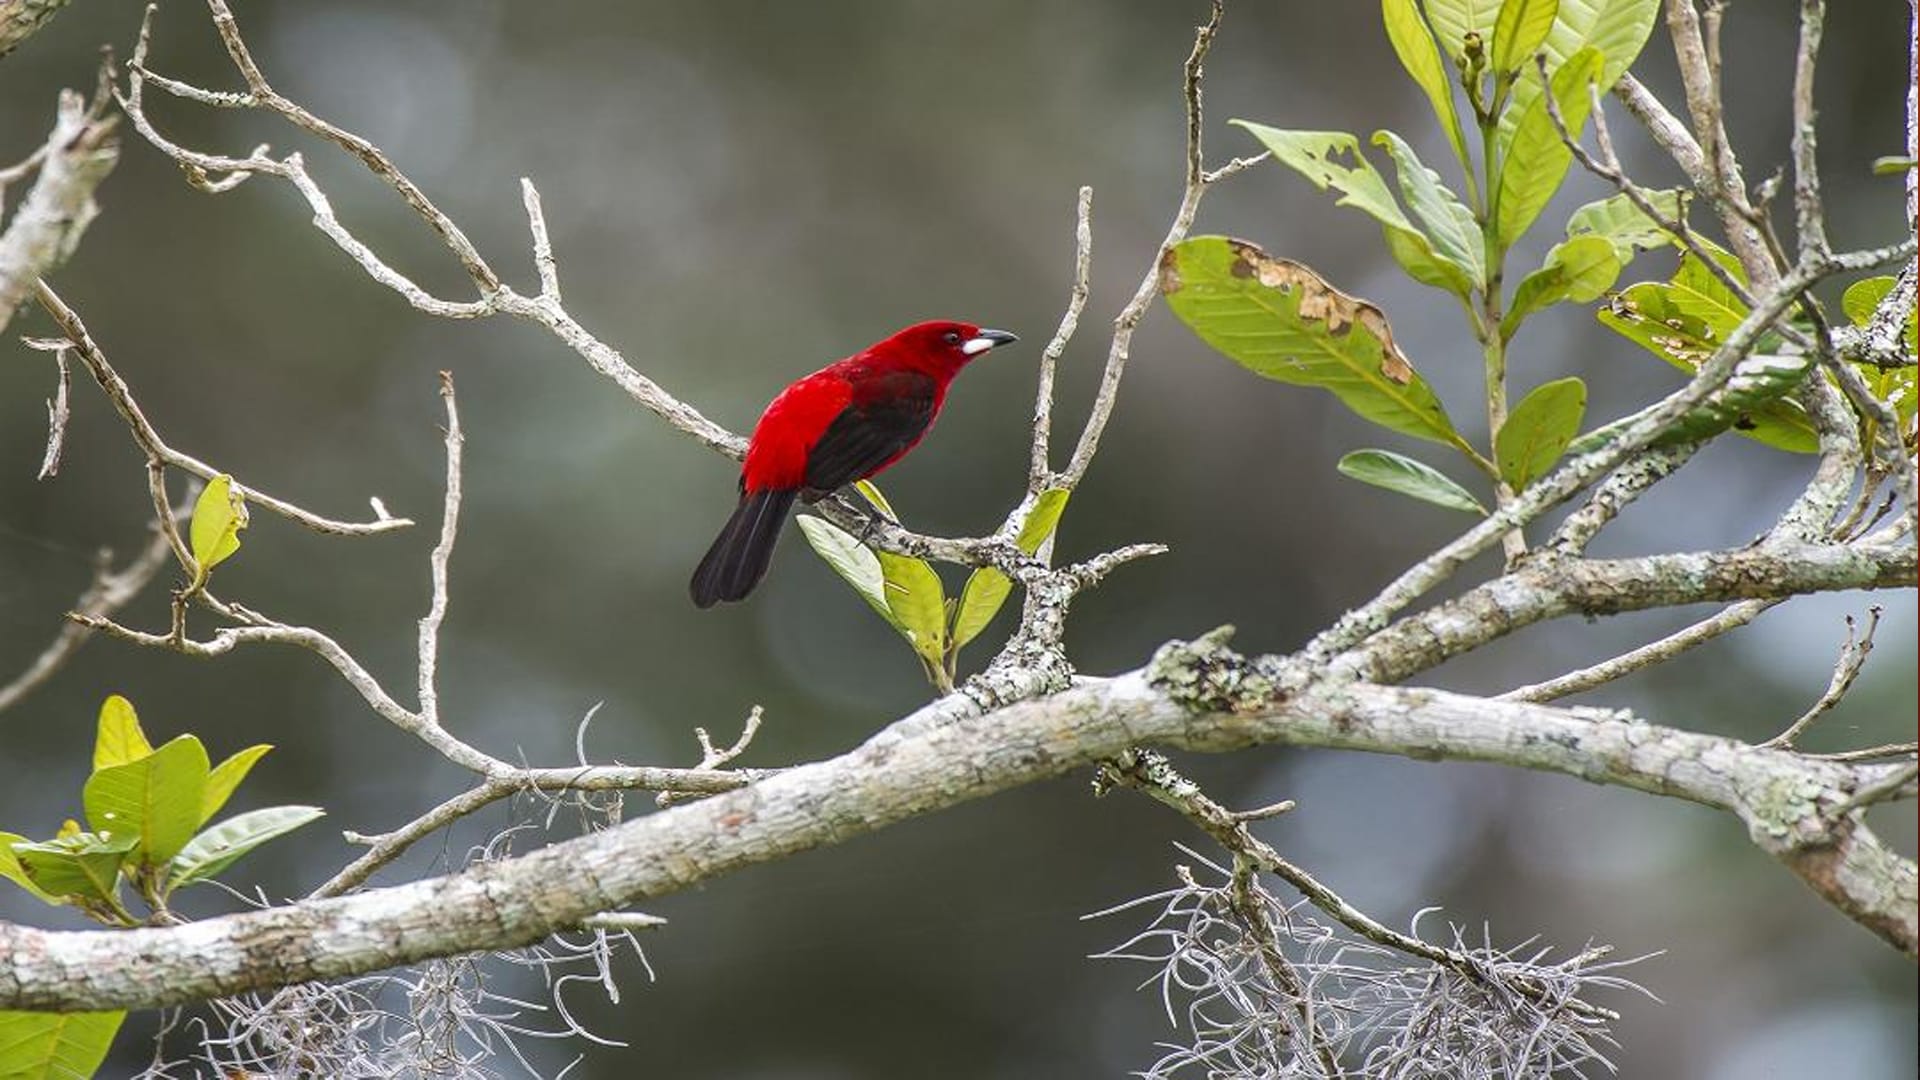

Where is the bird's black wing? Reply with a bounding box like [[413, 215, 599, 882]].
[[803, 370, 938, 494]]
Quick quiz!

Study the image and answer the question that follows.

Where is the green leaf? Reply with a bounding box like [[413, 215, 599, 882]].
[[202, 744, 273, 825], [1503, 234, 1621, 338], [1372, 130, 1484, 285], [167, 805, 324, 891], [1381, 0, 1472, 170], [1497, 376, 1588, 489], [951, 489, 1071, 653], [9, 832, 134, 906], [1667, 244, 1749, 335], [0, 833, 65, 906], [1161, 236, 1467, 449], [1424, 0, 1501, 61], [1234, 123, 1475, 296], [877, 553, 947, 671], [1596, 287, 1817, 452], [1501, 0, 1660, 144], [188, 473, 248, 583], [1492, 0, 1560, 75], [1567, 352, 1817, 455], [1565, 188, 1683, 262], [81, 734, 210, 867], [1495, 46, 1603, 247], [1337, 449, 1487, 513], [1843, 275, 1918, 359], [1872, 154, 1918, 176], [851, 479, 895, 520], [0, 1009, 125, 1080], [794, 515, 899, 630], [91, 695, 152, 771], [1843, 277, 1896, 326]]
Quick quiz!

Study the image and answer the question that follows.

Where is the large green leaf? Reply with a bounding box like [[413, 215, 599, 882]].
[[201, 744, 273, 825], [168, 805, 324, 891], [951, 489, 1071, 653], [795, 515, 899, 630], [1565, 189, 1683, 262], [1497, 376, 1588, 489], [1337, 449, 1487, 514], [91, 695, 152, 771], [81, 734, 210, 867], [1501, 0, 1660, 144], [8, 832, 134, 907], [0, 1010, 125, 1080], [188, 473, 248, 584], [1381, 0, 1471, 169], [1234, 123, 1475, 296], [1424, 0, 1501, 61], [1568, 352, 1817, 454], [1503, 234, 1620, 339], [1492, 0, 1560, 76], [1495, 46, 1603, 247], [0, 832, 64, 906], [1162, 236, 1466, 449], [1373, 130, 1484, 285], [878, 552, 946, 671]]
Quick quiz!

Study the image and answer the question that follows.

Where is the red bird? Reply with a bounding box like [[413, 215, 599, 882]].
[[691, 320, 1019, 607]]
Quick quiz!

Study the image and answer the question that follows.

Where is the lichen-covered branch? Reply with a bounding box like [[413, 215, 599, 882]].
[[2, 639, 1909, 1012], [0, 88, 115, 335]]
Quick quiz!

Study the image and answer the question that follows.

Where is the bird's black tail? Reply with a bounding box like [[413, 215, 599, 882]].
[[690, 488, 798, 607]]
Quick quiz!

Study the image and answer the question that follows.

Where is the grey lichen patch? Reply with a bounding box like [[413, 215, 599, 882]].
[[1146, 626, 1279, 714]]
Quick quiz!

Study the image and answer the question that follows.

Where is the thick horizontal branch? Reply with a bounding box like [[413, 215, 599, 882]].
[[3, 638, 1909, 1012]]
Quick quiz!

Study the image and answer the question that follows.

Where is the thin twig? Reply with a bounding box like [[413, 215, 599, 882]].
[[32, 282, 412, 536], [22, 336, 72, 479], [1762, 606, 1882, 749], [1028, 185, 1093, 491], [1501, 599, 1780, 702], [1061, 0, 1222, 487], [417, 372, 463, 726], [0, 525, 173, 714], [1826, 761, 1919, 818]]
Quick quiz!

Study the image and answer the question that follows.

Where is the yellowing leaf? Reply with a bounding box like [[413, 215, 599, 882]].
[[189, 473, 248, 583], [951, 489, 1071, 653], [82, 734, 210, 867], [92, 694, 153, 771], [878, 552, 947, 670], [1381, 0, 1472, 170], [1235, 123, 1476, 297], [202, 744, 273, 825], [1162, 236, 1468, 450], [1495, 46, 1603, 247], [1492, 0, 1560, 76]]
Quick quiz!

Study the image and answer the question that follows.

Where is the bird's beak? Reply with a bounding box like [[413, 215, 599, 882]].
[[961, 328, 1019, 356]]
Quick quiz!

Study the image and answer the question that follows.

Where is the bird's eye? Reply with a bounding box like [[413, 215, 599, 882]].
[[942, 331, 962, 345]]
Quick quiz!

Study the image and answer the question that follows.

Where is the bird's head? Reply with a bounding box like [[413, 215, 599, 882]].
[[881, 320, 1019, 375]]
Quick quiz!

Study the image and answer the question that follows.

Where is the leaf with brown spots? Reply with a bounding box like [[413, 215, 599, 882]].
[[1162, 236, 1468, 450]]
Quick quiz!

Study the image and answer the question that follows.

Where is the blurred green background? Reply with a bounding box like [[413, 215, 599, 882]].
[[3, 2, 1914, 1076]]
